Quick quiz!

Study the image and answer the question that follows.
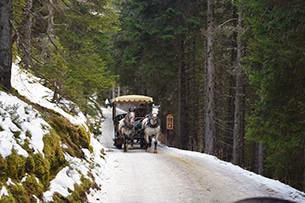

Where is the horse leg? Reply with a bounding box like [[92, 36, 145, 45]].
[[144, 134, 150, 152], [153, 139, 158, 154], [148, 136, 152, 152], [123, 135, 128, 152], [130, 134, 134, 150], [153, 133, 159, 153]]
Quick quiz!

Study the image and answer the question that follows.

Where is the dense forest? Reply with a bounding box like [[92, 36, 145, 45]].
[[1, 0, 305, 192]]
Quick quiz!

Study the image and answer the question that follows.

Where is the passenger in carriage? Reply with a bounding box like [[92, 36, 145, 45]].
[[135, 103, 147, 131]]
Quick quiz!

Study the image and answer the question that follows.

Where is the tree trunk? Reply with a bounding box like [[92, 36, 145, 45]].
[[47, 0, 54, 42], [197, 38, 205, 152], [20, 0, 33, 69], [0, 0, 13, 91], [303, 147, 305, 191], [177, 37, 183, 149], [232, 12, 244, 165], [205, 0, 215, 155], [180, 38, 188, 149], [257, 141, 264, 174], [41, 0, 55, 58]]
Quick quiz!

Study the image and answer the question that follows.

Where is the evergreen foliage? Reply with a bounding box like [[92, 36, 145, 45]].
[[23, 174, 45, 200], [6, 150, 26, 181], [242, 0, 305, 188], [53, 0, 118, 108], [111, 0, 203, 94], [110, 0, 206, 150], [43, 132, 67, 177], [12, 0, 119, 109], [111, 0, 305, 190]]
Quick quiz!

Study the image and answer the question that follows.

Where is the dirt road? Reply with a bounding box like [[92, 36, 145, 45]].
[[88, 108, 304, 203]]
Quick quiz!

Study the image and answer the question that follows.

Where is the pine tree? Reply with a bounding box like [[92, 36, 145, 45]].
[[242, 0, 305, 189], [12, 0, 119, 108], [111, 0, 206, 149]]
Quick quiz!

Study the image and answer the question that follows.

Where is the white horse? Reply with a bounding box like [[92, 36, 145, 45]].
[[141, 104, 160, 153], [118, 109, 135, 152]]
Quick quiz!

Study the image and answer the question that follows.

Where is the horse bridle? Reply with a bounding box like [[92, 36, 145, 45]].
[[146, 113, 160, 128]]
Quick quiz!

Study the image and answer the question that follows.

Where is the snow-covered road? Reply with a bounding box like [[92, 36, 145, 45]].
[[87, 108, 305, 203]]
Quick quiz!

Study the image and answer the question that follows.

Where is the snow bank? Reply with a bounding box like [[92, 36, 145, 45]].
[[11, 63, 87, 128], [0, 91, 49, 158]]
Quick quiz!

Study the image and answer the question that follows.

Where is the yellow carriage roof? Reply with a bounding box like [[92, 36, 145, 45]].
[[112, 95, 153, 103]]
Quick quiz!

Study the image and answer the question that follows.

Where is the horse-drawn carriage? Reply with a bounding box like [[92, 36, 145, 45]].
[[111, 95, 160, 153]]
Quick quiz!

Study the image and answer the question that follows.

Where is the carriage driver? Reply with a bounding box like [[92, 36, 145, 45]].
[[135, 103, 146, 120]]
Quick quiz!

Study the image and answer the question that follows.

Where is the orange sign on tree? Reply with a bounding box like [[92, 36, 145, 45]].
[[166, 114, 174, 130]]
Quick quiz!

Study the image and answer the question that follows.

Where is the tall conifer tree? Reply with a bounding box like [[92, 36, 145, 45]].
[[242, 0, 305, 189]]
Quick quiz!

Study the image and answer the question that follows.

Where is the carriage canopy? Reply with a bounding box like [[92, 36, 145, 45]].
[[111, 95, 153, 103], [111, 95, 153, 120]]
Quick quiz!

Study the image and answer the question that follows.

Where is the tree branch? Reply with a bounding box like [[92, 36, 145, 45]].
[[218, 18, 238, 28]]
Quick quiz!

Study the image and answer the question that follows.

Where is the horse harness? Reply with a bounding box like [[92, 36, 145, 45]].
[[123, 119, 134, 129], [145, 116, 160, 128]]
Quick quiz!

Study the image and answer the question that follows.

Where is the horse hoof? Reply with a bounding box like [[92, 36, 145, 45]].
[[153, 150, 158, 154]]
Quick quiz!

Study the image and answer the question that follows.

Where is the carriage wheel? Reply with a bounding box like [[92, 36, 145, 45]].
[[116, 143, 122, 149], [114, 138, 123, 149], [140, 138, 146, 149]]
